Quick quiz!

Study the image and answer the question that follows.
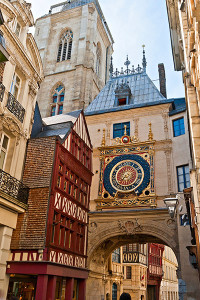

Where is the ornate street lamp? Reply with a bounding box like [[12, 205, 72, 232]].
[[164, 197, 179, 219]]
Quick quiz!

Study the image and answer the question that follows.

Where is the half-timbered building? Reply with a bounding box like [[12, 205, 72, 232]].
[[6, 105, 93, 300], [147, 244, 164, 300]]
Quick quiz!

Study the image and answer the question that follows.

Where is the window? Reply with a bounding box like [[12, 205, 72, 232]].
[[15, 23, 21, 37], [173, 117, 185, 137], [112, 283, 117, 300], [96, 43, 101, 77], [115, 81, 131, 106], [118, 98, 126, 106], [0, 134, 9, 169], [57, 30, 73, 62], [10, 74, 21, 99], [177, 165, 190, 192], [112, 248, 120, 263], [180, 214, 190, 226], [51, 85, 65, 116], [126, 266, 132, 279], [113, 122, 130, 138]]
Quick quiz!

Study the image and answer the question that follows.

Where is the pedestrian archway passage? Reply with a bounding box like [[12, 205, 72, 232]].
[[86, 208, 180, 300]]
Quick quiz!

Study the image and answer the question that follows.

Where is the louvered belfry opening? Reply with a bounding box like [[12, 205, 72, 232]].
[[57, 30, 73, 62]]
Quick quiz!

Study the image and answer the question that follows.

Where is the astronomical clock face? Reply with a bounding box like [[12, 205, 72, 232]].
[[104, 154, 150, 196]]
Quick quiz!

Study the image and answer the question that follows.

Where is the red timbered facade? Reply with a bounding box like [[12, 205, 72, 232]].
[[6, 108, 93, 300], [147, 243, 164, 300]]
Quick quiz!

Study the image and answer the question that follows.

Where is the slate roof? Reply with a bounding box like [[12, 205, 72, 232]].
[[62, 0, 100, 14], [31, 105, 81, 141], [85, 71, 167, 116], [169, 98, 186, 115]]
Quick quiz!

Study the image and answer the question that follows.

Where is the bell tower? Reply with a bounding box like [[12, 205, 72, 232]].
[[34, 0, 113, 117]]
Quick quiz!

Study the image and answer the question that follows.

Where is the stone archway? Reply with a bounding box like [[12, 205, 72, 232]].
[[86, 208, 180, 300]]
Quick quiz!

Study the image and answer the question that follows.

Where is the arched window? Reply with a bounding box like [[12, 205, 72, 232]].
[[57, 30, 73, 62], [96, 43, 101, 76], [112, 283, 117, 300], [51, 85, 65, 116]]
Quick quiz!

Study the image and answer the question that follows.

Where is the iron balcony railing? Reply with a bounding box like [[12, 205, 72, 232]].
[[0, 82, 5, 102], [7, 92, 25, 123], [0, 169, 29, 204]]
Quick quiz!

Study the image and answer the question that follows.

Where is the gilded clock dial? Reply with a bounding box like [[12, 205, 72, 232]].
[[103, 154, 150, 196], [110, 160, 144, 192]]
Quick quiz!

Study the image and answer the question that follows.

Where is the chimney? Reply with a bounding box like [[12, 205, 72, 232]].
[[158, 63, 167, 98]]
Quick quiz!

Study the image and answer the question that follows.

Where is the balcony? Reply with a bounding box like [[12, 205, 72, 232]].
[[123, 251, 147, 265], [7, 92, 25, 123], [0, 169, 29, 205], [0, 82, 5, 102]]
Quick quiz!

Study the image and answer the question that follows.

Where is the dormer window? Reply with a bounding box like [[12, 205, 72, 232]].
[[118, 98, 126, 106], [114, 81, 131, 106]]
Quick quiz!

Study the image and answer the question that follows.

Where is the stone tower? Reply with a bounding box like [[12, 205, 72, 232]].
[[35, 0, 114, 118]]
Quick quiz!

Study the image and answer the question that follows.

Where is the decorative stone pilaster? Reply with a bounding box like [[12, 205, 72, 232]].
[[164, 147, 173, 194], [162, 111, 169, 140]]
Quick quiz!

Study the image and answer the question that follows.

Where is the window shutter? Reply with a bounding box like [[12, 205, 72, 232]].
[[57, 43, 62, 62], [62, 42, 68, 61], [67, 40, 73, 60]]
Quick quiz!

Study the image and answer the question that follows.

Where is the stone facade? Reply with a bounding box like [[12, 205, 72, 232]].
[[34, 0, 113, 118], [166, 0, 200, 280], [160, 246, 179, 300], [0, 0, 43, 297], [84, 58, 200, 299]]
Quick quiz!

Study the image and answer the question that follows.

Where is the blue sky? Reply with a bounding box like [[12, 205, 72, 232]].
[[30, 0, 185, 98]]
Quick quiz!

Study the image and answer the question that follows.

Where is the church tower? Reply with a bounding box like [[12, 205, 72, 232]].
[[34, 0, 114, 118]]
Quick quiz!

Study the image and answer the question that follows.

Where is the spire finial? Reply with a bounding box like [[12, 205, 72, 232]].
[[142, 45, 147, 72], [124, 125, 127, 136], [148, 122, 153, 141], [101, 129, 106, 147], [124, 55, 131, 73], [109, 56, 113, 77]]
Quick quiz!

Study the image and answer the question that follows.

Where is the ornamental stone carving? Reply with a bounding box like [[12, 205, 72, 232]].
[[89, 221, 98, 233], [118, 219, 143, 235]]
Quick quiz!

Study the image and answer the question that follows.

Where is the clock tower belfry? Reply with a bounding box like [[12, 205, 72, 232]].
[[97, 124, 156, 210], [34, 0, 113, 118]]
